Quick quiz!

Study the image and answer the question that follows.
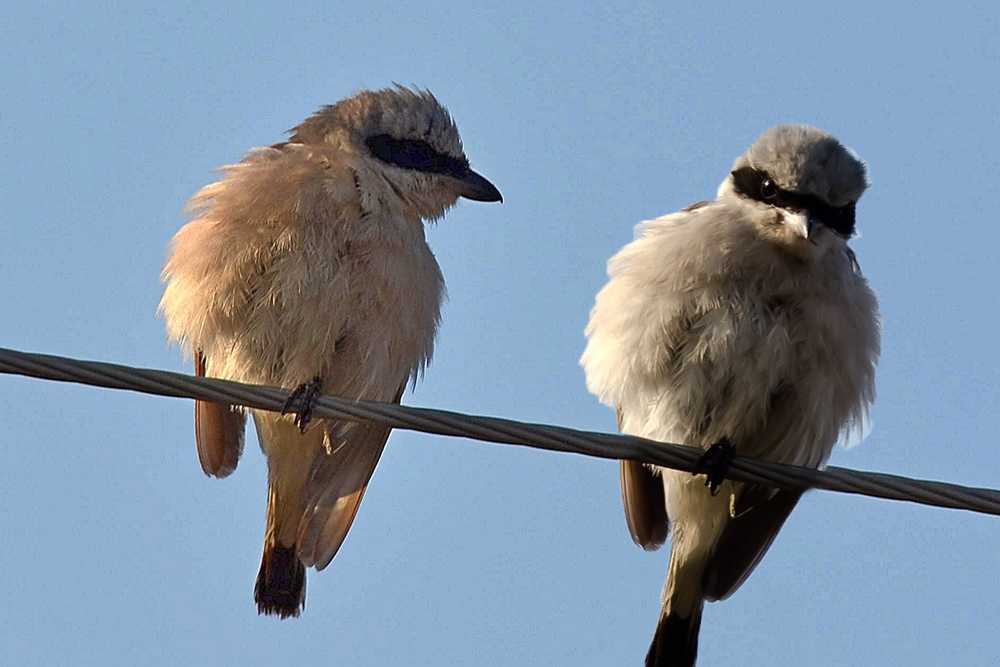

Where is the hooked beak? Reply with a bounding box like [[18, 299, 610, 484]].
[[786, 210, 822, 240], [806, 213, 821, 238], [452, 169, 503, 203]]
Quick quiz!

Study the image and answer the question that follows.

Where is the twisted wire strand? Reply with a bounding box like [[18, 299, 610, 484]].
[[1, 346, 998, 516]]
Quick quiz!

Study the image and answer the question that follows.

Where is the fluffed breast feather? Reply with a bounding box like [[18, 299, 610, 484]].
[[582, 201, 880, 466], [160, 144, 443, 397]]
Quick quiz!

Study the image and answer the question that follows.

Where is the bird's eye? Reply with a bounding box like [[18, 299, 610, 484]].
[[365, 134, 468, 176], [761, 179, 777, 199]]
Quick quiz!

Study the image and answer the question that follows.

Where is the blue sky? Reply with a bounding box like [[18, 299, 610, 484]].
[[1, 1, 998, 665]]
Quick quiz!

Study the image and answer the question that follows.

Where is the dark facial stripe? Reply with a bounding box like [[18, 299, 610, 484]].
[[730, 166, 856, 238], [365, 134, 469, 176]]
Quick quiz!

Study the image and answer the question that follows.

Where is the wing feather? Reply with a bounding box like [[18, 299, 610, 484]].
[[701, 487, 800, 601], [295, 388, 404, 570], [618, 407, 669, 550], [194, 350, 245, 478]]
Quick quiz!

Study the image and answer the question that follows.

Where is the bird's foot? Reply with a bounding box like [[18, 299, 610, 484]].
[[281, 377, 324, 433], [692, 438, 735, 496]]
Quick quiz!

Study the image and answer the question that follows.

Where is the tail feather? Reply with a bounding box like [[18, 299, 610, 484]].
[[254, 541, 306, 619], [645, 604, 703, 667]]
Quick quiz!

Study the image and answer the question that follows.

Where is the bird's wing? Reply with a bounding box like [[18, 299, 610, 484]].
[[193, 349, 246, 478], [295, 387, 405, 570], [618, 407, 669, 551], [700, 486, 800, 601]]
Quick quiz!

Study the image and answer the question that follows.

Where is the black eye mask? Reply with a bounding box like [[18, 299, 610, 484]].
[[365, 134, 470, 177], [730, 166, 856, 238]]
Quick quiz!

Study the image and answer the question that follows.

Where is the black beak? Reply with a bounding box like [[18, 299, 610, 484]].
[[453, 169, 503, 203], [806, 213, 820, 238]]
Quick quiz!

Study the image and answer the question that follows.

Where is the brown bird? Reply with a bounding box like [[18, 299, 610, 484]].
[[160, 86, 501, 618]]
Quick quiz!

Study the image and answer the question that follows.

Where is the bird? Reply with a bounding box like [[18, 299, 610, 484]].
[[580, 125, 880, 666], [159, 85, 502, 619]]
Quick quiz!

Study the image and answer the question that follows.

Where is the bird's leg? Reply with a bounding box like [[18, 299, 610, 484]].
[[692, 437, 736, 496], [281, 376, 324, 433]]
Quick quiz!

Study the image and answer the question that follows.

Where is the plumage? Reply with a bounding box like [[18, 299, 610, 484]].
[[160, 86, 501, 617], [581, 125, 880, 666], [193, 349, 245, 478], [620, 459, 668, 551]]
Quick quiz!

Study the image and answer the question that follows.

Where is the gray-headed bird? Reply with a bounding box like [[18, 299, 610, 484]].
[[160, 86, 501, 618], [581, 125, 880, 666]]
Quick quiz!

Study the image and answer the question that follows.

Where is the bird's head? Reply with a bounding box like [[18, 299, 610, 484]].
[[719, 125, 868, 258], [288, 85, 501, 222]]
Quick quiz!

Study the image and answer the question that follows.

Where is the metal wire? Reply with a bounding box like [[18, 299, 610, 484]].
[[1, 345, 998, 516]]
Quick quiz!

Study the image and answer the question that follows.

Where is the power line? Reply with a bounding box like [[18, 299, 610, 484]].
[[1, 345, 998, 516]]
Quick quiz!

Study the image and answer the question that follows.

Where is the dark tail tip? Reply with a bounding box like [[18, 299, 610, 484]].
[[254, 543, 306, 619], [645, 606, 703, 667]]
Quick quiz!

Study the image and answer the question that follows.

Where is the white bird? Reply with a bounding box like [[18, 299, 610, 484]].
[[581, 125, 880, 666], [159, 86, 501, 618]]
